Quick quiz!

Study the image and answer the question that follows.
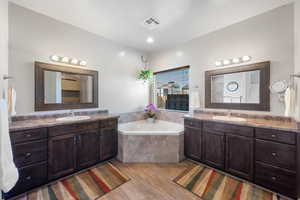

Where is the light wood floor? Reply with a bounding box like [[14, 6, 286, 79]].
[[15, 159, 291, 200], [98, 159, 200, 200]]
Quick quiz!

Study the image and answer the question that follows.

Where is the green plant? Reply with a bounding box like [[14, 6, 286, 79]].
[[138, 70, 153, 82]]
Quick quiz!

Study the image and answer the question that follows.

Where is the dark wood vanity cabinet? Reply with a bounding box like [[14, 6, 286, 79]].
[[226, 134, 253, 180], [5, 117, 118, 199], [77, 131, 100, 169], [184, 118, 298, 199], [48, 120, 118, 180], [48, 134, 77, 180], [184, 120, 202, 161], [5, 128, 48, 199], [100, 127, 118, 161], [203, 131, 225, 169]]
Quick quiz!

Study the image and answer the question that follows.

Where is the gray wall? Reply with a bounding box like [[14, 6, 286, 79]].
[[149, 4, 294, 116], [9, 4, 149, 114], [0, 0, 8, 98], [295, 2, 300, 120]]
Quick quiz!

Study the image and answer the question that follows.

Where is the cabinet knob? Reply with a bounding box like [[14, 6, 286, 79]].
[[25, 152, 32, 157], [26, 134, 32, 138], [271, 134, 276, 138], [271, 153, 277, 157], [26, 176, 32, 180], [271, 176, 277, 181]]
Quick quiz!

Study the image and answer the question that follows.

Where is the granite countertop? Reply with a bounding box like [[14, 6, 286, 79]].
[[184, 113, 299, 133], [10, 113, 120, 132]]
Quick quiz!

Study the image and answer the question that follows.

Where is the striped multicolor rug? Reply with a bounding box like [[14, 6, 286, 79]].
[[174, 163, 279, 200], [25, 162, 130, 200]]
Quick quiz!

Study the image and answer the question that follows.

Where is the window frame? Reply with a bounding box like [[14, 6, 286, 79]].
[[153, 65, 190, 112]]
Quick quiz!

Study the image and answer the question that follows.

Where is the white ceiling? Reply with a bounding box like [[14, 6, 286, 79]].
[[10, 0, 294, 52]]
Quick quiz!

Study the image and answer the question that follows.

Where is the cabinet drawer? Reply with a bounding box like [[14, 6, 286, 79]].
[[14, 140, 47, 168], [204, 122, 254, 137], [10, 128, 47, 144], [255, 139, 296, 171], [184, 118, 201, 128], [100, 118, 118, 129], [4, 162, 47, 198], [49, 121, 99, 137], [256, 128, 296, 145], [255, 162, 296, 198]]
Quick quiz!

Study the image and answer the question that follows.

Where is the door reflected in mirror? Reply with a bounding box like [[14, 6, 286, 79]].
[[44, 71, 93, 104], [211, 70, 260, 104]]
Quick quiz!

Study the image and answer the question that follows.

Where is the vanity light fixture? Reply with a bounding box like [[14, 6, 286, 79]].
[[215, 56, 252, 67], [50, 55, 88, 66]]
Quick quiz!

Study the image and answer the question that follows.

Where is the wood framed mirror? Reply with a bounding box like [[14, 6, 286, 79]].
[[35, 62, 98, 111], [205, 61, 270, 111]]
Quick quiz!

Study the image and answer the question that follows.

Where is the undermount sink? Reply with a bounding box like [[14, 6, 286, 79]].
[[212, 116, 246, 122], [56, 116, 91, 122]]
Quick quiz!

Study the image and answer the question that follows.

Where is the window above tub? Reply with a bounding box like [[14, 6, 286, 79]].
[[153, 66, 190, 111]]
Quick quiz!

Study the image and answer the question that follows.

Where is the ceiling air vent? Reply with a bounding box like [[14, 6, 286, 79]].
[[142, 17, 160, 30]]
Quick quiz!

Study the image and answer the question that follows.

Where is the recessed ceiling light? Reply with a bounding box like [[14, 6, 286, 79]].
[[119, 51, 126, 57], [146, 37, 154, 44]]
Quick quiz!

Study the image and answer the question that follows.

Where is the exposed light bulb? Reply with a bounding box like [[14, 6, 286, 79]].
[[215, 61, 222, 67], [232, 58, 241, 64], [62, 57, 70, 63], [50, 55, 60, 62], [146, 37, 154, 44], [79, 60, 87, 66], [70, 58, 79, 65], [242, 56, 251, 62], [223, 59, 231, 65]]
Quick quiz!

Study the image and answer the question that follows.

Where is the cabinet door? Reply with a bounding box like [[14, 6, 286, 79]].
[[226, 134, 253, 180], [99, 128, 118, 161], [185, 126, 202, 161], [77, 131, 100, 169], [48, 134, 76, 180], [203, 131, 225, 169]]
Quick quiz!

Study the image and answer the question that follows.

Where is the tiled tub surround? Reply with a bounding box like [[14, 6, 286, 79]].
[[118, 120, 185, 163]]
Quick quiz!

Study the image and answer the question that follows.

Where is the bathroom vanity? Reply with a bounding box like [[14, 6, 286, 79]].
[[184, 114, 299, 199], [4, 114, 118, 199]]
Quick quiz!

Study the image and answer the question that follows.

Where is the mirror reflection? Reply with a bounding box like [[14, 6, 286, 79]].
[[211, 70, 260, 104], [44, 71, 93, 104]]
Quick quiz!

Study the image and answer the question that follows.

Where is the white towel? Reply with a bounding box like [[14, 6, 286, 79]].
[[284, 87, 296, 117], [0, 99, 19, 193], [7, 88, 17, 116]]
